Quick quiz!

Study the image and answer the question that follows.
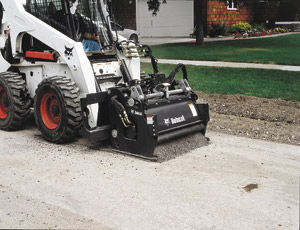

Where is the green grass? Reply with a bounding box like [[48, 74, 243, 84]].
[[141, 63, 300, 102], [150, 34, 300, 66]]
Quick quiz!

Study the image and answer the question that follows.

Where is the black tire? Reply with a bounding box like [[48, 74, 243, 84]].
[[34, 76, 82, 143], [129, 34, 139, 43], [0, 72, 31, 130]]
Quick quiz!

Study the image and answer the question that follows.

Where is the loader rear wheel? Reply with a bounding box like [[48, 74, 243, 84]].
[[0, 72, 31, 130], [34, 76, 82, 143]]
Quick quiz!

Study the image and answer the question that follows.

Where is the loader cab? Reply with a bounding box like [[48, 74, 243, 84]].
[[25, 0, 76, 40], [25, 0, 114, 51]]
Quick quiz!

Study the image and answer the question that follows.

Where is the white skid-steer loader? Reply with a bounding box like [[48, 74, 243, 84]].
[[0, 0, 209, 160]]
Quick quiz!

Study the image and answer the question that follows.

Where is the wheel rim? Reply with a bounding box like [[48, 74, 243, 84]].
[[0, 86, 9, 119], [40, 92, 61, 130]]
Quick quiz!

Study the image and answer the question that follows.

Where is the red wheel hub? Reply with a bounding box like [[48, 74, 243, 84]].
[[40, 93, 61, 130], [0, 86, 9, 119]]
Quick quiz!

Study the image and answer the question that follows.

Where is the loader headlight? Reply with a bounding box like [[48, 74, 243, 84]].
[[112, 129, 118, 138], [128, 98, 135, 107]]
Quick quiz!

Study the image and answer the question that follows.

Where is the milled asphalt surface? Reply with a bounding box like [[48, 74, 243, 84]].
[[140, 32, 300, 72], [0, 127, 299, 229]]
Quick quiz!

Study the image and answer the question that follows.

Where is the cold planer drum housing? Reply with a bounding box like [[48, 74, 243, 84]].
[[81, 69, 209, 160]]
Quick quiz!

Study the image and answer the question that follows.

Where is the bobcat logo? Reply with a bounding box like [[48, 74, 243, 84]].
[[164, 118, 170, 126], [64, 46, 74, 59]]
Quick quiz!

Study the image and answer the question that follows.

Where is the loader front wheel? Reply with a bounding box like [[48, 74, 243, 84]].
[[34, 76, 82, 143], [0, 72, 31, 130]]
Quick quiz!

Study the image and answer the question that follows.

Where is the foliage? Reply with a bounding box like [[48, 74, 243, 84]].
[[232, 23, 252, 33], [273, 27, 289, 33], [252, 24, 267, 32], [227, 26, 237, 34], [210, 22, 227, 37], [234, 30, 273, 38], [147, 0, 161, 16], [232, 23, 290, 38]]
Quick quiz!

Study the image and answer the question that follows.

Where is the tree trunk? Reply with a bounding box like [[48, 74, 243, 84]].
[[195, 0, 204, 46]]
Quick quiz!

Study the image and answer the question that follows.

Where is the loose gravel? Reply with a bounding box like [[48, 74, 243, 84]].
[[155, 133, 208, 162], [197, 92, 300, 146]]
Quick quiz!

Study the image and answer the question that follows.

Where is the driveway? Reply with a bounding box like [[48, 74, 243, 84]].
[[0, 127, 299, 229]]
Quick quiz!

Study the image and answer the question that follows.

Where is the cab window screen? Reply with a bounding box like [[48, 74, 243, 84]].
[[25, 0, 74, 39]]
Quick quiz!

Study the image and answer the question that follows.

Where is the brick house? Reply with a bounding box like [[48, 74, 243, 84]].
[[111, 0, 252, 37], [206, 0, 251, 30]]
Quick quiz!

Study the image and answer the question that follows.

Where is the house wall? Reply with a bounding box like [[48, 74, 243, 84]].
[[112, 0, 253, 36], [112, 0, 136, 30], [138, 0, 194, 37], [207, 0, 252, 31]]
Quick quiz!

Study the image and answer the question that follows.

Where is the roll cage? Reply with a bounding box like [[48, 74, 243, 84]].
[[25, 0, 114, 49]]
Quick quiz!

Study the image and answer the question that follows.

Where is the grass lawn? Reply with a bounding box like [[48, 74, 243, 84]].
[[141, 63, 300, 102], [150, 34, 300, 66]]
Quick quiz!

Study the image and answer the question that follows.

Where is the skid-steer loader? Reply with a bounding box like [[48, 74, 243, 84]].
[[0, 0, 209, 160]]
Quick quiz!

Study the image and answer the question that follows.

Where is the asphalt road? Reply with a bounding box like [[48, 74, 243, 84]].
[[0, 126, 299, 229]]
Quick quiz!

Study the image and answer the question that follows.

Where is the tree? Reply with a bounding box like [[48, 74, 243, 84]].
[[147, 0, 280, 46], [194, 0, 205, 46]]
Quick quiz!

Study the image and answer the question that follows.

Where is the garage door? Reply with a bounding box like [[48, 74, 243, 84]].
[[138, 0, 194, 37]]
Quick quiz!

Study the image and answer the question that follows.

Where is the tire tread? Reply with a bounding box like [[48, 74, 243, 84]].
[[34, 76, 82, 143], [0, 72, 31, 131]]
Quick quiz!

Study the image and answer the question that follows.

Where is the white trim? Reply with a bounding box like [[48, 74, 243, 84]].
[[275, 21, 300, 25], [227, 0, 238, 10]]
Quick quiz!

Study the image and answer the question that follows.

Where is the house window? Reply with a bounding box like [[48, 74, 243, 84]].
[[227, 0, 238, 10]]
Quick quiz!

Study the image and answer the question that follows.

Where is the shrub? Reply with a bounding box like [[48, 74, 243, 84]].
[[252, 24, 266, 32], [227, 26, 238, 34], [273, 27, 288, 33], [232, 23, 252, 33], [210, 22, 227, 37]]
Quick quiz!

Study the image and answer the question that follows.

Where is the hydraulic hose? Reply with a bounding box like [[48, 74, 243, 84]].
[[166, 63, 188, 86], [142, 45, 159, 74], [111, 96, 132, 127]]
